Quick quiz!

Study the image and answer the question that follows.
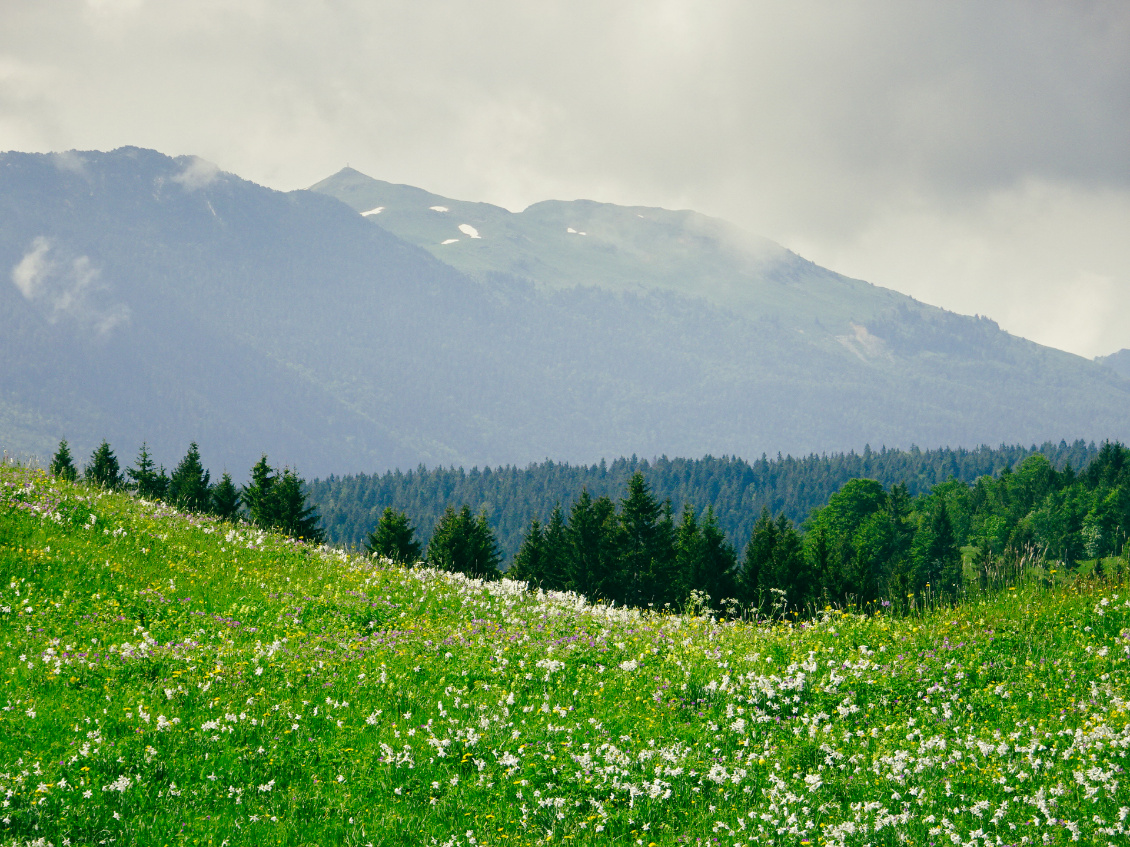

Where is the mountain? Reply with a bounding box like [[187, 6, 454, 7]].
[[2, 147, 1130, 479], [1096, 349, 1130, 380]]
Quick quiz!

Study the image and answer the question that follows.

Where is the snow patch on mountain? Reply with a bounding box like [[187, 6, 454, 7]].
[[361, 207, 384, 216], [441, 239, 459, 245], [430, 206, 449, 212], [458, 224, 481, 239]]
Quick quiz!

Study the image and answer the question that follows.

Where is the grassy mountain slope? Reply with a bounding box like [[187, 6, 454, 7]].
[[4, 462, 1130, 845], [310, 168, 902, 336]]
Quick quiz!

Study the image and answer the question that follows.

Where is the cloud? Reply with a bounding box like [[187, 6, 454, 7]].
[[2, 1, 1130, 355], [171, 156, 221, 191], [10, 236, 130, 336], [49, 150, 87, 175]]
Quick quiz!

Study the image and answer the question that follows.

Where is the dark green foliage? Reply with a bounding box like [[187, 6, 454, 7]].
[[565, 491, 620, 601], [50, 440, 77, 482], [365, 507, 421, 563], [508, 518, 546, 586], [510, 506, 572, 591], [272, 468, 325, 543], [308, 442, 1097, 562], [241, 455, 324, 542], [676, 505, 738, 611], [616, 473, 675, 608], [210, 472, 241, 522], [242, 456, 277, 528], [126, 442, 168, 500], [739, 509, 810, 612], [426, 506, 502, 580], [167, 443, 211, 513], [84, 440, 123, 490], [914, 499, 962, 595]]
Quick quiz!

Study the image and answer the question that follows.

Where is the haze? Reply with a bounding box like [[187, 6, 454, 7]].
[[2, 0, 1128, 357]]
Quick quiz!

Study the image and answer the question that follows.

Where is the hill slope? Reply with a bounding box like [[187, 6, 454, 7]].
[[3, 463, 1130, 845], [3, 148, 1130, 478]]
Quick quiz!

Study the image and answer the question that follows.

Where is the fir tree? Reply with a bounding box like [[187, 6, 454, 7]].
[[242, 455, 278, 529], [210, 472, 241, 522], [509, 518, 546, 586], [617, 472, 674, 607], [272, 468, 325, 543], [914, 499, 962, 596], [365, 507, 421, 563], [540, 505, 570, 591], [697, 507, 738, 610], [427, 505, 501, 580], [740, 507, 777, 605], [84, 440, 123, 490], [673, 504, 701, 609], [167, 443, 211, 513], [50, 440, 77, 482], [127, 442, 167, 500], [566, 490, 619, 602]]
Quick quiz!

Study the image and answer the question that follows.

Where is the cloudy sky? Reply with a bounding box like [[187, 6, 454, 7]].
[[3, 0, 1128, 357]]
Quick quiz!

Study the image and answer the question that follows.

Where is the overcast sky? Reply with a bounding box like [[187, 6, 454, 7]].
[[3, 0, 1128, 357]]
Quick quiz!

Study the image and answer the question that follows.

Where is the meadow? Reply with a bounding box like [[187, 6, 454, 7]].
[[1, 461, 1129, 847]]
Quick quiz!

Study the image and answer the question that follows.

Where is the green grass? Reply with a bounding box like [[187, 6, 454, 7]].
[[2, 461, 1130, 846]]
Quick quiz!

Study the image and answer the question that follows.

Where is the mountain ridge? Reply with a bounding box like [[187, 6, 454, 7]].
[[2, 146, 1129, 479]]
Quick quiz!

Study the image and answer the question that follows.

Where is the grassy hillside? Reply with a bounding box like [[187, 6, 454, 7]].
[[2, 462, 1130, 846]]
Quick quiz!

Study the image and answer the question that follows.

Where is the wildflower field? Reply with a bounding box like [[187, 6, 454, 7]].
[[2, 463, 1130, 847]]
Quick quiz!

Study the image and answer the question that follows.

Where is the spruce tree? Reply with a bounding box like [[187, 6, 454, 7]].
[[426, 505, 501, 580], [740, 507, 777, 605], [540, 505, 570, 591], [50, 440, 78, 482], [365, 507, 421, 563], [698, 507, 738, 610], [210, 472, 241, 522], [272, 468, 324, 543], [127, 442, 167, 500], [566, 490, 619, 602], [85, 440, 123, 490], [617, 472, 673, 607], [914, 499, 962, 596], [242, 455, 278, 529], [673, 504, 701, 609], [167, 443, 211, 513], [509, 518, 546, 586]]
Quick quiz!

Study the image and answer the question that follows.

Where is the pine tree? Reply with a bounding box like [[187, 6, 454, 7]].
[[210, 472, 241, 522], [242, 455, 278, 529], [427, 505, 501, 580], [84, 440, 123, 490], [272, 468, 325, 543], [127, 442, 167, 500], [50, 440, 77, 482], [365, 507, 421, 563], [167, 443, 211, 513]]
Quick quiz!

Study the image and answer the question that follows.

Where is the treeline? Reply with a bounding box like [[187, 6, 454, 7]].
[[47, 439, 324, 542], [425, 443, 1130, 614], [308, 441, 1098, 562]]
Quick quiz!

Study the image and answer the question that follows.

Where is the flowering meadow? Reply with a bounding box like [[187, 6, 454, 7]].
[[2, 462, 1130, 847]]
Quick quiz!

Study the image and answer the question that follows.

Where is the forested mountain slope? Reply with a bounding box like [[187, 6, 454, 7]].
[[3, 147, 1130, 479]]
